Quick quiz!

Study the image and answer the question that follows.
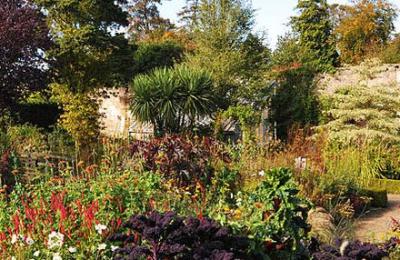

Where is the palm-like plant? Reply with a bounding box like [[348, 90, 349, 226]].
[[131, 66, 217, 135]]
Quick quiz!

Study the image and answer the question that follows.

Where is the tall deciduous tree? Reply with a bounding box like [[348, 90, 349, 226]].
[[335, 0, 397, 64], [34, 0, 134, 156], [291, 0, 339, 72], [183, 0, 269, 107], [0, 0, 51, 111], [128, 0, 173, 41]]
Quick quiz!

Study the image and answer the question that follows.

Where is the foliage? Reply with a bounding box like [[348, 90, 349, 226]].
[[184, 0, 269, 107], [245, 168, 310, 253], [309, 237, 389, 259], [34, 0, 135, 156], [380, 35, 400, 64], [334, 0, 398, 64], [179, 0, 201, 30], [0, 0, 51, 111], [109, 211, 251, 259], [223, 105, 261, 143], [134, 41, 184, 75], [51, 85, 101, 158], [318, 79, 400, 145], [291, 0, 339, 72], [270, 34, 320, 139], [128, 0, 173, 42], [15, 102, 61, 130], [131, 66, 217, 135], [129, 135, 228, 187]]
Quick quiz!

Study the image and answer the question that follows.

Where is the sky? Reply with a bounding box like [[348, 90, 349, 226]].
[[159, 0, 400, 49]]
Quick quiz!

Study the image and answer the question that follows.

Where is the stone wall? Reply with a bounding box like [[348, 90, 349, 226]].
[[99, 88, 154, 139], [318, 63, 400, 94]]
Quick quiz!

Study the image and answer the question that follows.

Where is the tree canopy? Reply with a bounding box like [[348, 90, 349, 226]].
[[291, 0, 339, 72], [334, 0, 397, 64], [0, 0, 51, 111]]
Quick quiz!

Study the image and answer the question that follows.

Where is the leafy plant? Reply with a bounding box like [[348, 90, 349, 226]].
[[130, 135, 229, 187], [131, 66, 217, 135], [309, 237, 390, 260], [245, 168, 310, 253], [109, 211, 252, 260]]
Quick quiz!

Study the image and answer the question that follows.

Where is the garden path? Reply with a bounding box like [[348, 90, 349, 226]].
[[354, 194, 400, 242]]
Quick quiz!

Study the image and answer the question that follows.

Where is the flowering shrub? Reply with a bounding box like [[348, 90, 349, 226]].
[[109, 211, 252, 259], [129, 135, 230, 187]]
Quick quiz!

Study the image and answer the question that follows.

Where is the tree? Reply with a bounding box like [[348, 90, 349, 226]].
[[291, 0, 339, 72], [183, 0, 269, 107], [178, 0, 200, 30], [269, 34, 320, 139], [335, 0, 397, 64], [133, 41, 184, 75], [34, 0, 135, 157], [128, 0, 173, 41], [0, 0, 51, 112], [131, 66, 217, 135], [319, 60, 400, 144]]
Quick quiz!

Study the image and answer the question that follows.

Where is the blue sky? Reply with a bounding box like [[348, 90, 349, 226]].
[[160, 0, 400, 49]]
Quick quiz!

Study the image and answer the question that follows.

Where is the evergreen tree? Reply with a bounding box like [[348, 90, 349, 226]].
[[291, 0, 339, 72], [270, 34, 320, 139]]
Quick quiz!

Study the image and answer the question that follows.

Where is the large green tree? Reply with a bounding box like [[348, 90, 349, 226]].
[[34, 0, 135, 156], [182, 0, 270, 108], [291, 0, 339, 72]]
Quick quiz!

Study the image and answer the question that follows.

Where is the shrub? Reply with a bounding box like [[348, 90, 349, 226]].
[[109, 211, 251, 260], [129, 135, 229, 187], [215, 168, 311, 257], [130, 66, 217, 135], [361, 188, 388, 208]]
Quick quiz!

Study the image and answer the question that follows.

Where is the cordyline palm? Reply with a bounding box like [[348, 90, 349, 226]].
[[131, 66, 216, 135]]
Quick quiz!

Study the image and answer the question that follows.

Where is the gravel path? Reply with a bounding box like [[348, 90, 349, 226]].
[[354, 194, 400, 242]]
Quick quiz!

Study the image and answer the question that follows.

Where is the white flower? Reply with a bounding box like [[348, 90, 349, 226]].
[[47, 231, 64, 249], [11, 257, 16, 260], [68, 246, 77, 253], [52, 252, 62, 260], [33, 250, 40, 257], [258, 170, 265, 177], [97, 243, 107, 251], [111, 245, 119, 252], [95, 223, 107, 235], [25, 236, 34, 245], [11, 234, 18, 244]]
